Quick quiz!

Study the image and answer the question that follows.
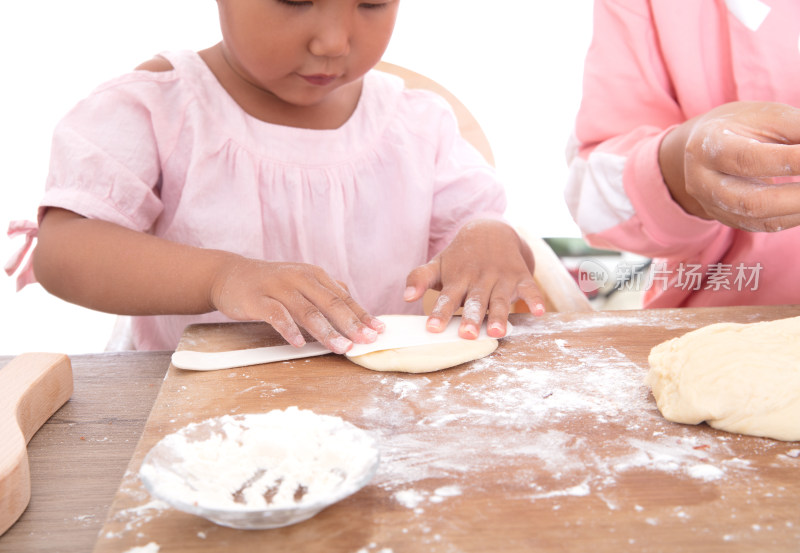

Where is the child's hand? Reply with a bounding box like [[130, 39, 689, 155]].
[[211, 259, 383, 354], [660, 101, 800, 232], [404, 219, 545, 340], [34, 209, 381, 353]]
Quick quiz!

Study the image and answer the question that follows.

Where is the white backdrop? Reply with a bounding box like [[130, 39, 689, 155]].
[[0, 1, 594, 354]]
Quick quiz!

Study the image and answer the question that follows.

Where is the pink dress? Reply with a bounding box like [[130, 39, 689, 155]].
[[7, 50, 505, 350], [566, 0, 800, 307]]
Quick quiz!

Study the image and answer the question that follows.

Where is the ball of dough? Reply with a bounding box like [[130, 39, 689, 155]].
[[646, 316, 800, 441], [348, 339, 499, 374]]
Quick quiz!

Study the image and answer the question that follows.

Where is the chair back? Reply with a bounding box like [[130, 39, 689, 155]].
[[377, 61, 593, 313]]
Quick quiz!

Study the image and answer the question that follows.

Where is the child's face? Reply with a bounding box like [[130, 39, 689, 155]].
[[217, 0, 399, 107]]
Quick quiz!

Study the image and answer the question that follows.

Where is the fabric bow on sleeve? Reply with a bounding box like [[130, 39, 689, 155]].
[[5, 220, 39, 291]]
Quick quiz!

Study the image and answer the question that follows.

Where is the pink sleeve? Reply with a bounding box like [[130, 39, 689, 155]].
[[42, 78, 167, 231], [426, 94, 506, 259], [6, 76, 170, 291], [565, 0, 725, 258]]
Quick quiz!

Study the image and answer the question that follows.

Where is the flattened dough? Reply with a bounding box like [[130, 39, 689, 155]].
[[348, 339, 499, 373], [346, 314, 507, 373], [647, 316, 800, 441]]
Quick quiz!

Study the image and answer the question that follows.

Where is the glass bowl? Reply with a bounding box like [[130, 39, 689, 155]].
[[139, 407, 379, 529]]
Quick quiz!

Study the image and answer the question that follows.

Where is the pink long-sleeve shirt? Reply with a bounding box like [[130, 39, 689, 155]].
[[8, 50, 505, 350], [566, 0, 800, 307]]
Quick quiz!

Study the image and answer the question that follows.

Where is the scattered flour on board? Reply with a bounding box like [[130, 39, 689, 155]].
[[393, 485, 463, 508], [394, 489, 426, 509], [510, 311, 697, 334], [530, 480, 591, 500], [105, 499, 170, 539], [105, 312, 794, 543], [72, 513, 97, 526], [358, 319, 786, 518], [687, 464, 726, 481], [355, 546, 394, 553], [123, 543, 160, 553]]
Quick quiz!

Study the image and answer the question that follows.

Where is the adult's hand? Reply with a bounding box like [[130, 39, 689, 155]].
[[660, 101, 800, 232]]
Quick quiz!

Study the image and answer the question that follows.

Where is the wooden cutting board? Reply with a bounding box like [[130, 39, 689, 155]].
[[93, 307, 800, 552], [0, 353, 73, 536]]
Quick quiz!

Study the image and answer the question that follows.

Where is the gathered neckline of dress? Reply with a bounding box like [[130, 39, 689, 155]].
[[155, 50, 402, 166]]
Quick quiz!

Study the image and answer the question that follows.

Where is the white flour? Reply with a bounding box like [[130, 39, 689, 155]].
[[358, 318, 791, 518], [139, 407, 378, 511], [104, 312, 797, 547], [123, 543, 160, 553], [105, 499, 169, 539], [394, 485, 462, 509]]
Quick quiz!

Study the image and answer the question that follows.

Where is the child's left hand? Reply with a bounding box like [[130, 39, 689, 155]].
[[404, 219, 545, 339]]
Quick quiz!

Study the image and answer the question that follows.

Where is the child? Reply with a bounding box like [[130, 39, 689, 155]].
[[566, 0, 800, 308], [9, 0, 544, 351]]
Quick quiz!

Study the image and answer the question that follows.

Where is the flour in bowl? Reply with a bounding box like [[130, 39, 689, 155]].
[[139, 407, 379, 512]]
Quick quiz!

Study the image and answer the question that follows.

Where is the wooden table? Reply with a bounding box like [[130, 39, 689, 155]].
[[2, 306, 800, 553], [0, 351, 169, 553]]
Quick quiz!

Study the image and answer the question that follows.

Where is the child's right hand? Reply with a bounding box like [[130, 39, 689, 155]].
[[33, 208, 382, 354], [659, 101, 800, 232], [210, 258, 384, 354]]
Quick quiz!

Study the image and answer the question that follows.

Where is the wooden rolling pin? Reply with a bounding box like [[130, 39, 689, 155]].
[[0, 353, 73, 536]]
